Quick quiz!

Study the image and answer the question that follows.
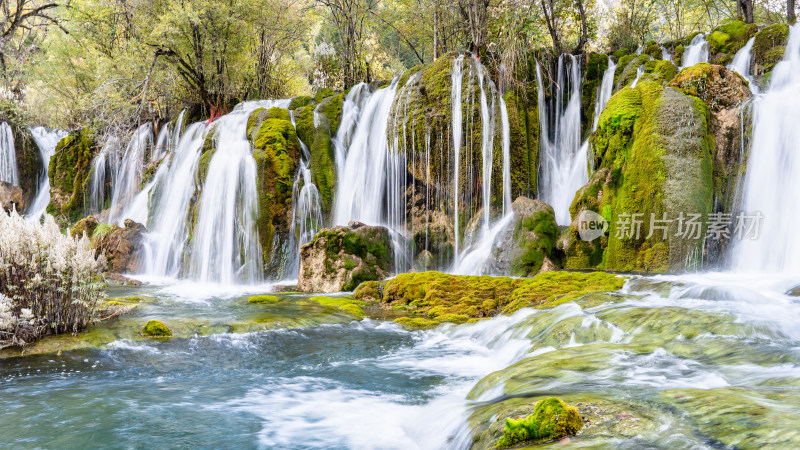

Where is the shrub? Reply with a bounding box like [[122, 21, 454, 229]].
[[0, 211, 106, 348]]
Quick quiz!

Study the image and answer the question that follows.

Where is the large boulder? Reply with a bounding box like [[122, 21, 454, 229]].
[[0, 181, 23, 212], [298, 222, 394, 293], [706, 20, 759, 66], [565, 81, 714, 273], [92, 219, 146, 274], [482, 197, 561, 276]]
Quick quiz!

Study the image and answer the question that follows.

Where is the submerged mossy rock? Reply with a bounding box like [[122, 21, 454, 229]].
[[92, 219, 146, 274], [752, 23, 790, 82], [298, 222, 395, 293], [484, 197, 561, 276], [496, 397, 583, 447], [47, 130, 97, 223], [247, 107, 301, 278], [707, 20, 759, 65], [353, 270, 627, 327], [566, 81, 714, 273], [141, 320, 172, 337]]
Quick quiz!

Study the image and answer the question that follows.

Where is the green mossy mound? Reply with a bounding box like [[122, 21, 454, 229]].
[[639, 59, 678, 85], [47, 130, 97, 223], [248, 295, 281, 303], [752, 23, 790, 78], [353, 270, 627, 327], [141, 320, 172, 337], [248, 107, 301, 277], [304, 296, 366, 318], [496, 397, 583, 447], [566, 81, 714, 272], [614, 54, 650, 91]]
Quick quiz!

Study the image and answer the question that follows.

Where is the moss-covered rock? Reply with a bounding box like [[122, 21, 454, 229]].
[[92, 219, 146, 274], [496, 397, 583, 447], [294, 101, 337, 215], [707, 21, 759, 65], [566, 81, 714, 272], [639, 59, 678, 85], [752, 23, 790, 81], [141, 320, 172, 337], [298, 223, 395, 292], [614, 54, 650, 92], [353, 270, 627, 327], [46, 130, 97, 223], [482, 197, 561, 276], [303, 295, 366, 318], [247, 107, 301, 278], [248, 295, 281, 303], [582, 53, 610, 136]]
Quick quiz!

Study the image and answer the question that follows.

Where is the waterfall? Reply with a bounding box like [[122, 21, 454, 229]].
[[141, 122, 206, 278], [107, 123, 154, 224], [27, 127, 67, 221], [733, 24, 800, 272], [333, 81, 399, 226], [661, 45, 673, 63], [499, 96, 512, 215], [188, 100, 290, 284], [333, 83, 371, 179], [475, 59, 496, 233], [593, 57, 618, 131], [681, 33, 709, 68], [152, 111, 184, 163], [630, 65, 645, 87], [287, 111, 323, 277], [729, 36, 759, 94], [0, 122, 18, 185], [451, 55, 465, 264], [536, 55, 585, 225]]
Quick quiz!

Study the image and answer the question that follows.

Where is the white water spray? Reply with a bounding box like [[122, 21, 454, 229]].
[[728, 36, 759, 94], [681, 33, 709, 68], [27, 127, 67, 221]]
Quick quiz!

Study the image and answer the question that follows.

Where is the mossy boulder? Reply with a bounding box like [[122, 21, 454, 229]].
[[614, 54, 650, 91], [47, 130, 97, 223], [248, 295, 281, 303], [707, 21, 759, 65], [496, 397, 583, 447], [247, 107, 301, 278], [483, 197, 561, 276], [566, 81, 714, 272], [353, 270, 627, 327], [141, 320, 172, 337], [293, 101, 338, 215], [298, 222, 395, 292], [752, 23, 790, 80], [582, 53, 610, 136], [639, 59, 678, 85], [92, 219, 147, 274]]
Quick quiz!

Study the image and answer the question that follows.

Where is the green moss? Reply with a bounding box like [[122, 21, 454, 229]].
[[394, 316, 441, 329], [612, 49, 628, 61], [511, 209, 559, 276], [354, 271, 628, 325], [314, 88, 335, 103], [306, 296, 366, 319], [708, 21, 759, 65], [92, 222, 112, 240], [496, 397, 583, 447], [141, 320, 172, 337], [248, 295, 281, 303], [47, 129, 97, 223], [318, 93, 345, 134]]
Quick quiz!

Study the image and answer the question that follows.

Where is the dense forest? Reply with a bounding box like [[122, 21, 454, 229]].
[[0, 0, 795, 136]]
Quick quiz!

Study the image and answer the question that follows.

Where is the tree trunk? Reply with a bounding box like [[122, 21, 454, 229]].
[[790, 0, 797, 24], [738, 0, 754, 23], [572, 0, 589, 54]]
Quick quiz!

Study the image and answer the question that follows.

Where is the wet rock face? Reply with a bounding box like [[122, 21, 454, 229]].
[[298, 222, 394, 293], [0, 181, 24, 212], [484, 197, 561, 276], [93, 219, 146, 274]]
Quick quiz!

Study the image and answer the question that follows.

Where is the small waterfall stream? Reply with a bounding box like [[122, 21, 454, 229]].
[[0, 122, 19, 186], [27, 127, 67, 221], [728, 36, 759, 94], [451, 55, 465, 264], [733, 24, 800, 272], [107, 123, 154, 225], [681, 33, 710, 68]]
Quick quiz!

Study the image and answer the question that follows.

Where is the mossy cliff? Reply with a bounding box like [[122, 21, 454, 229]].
[[752, 23, 790, 85], [247, 106, 301, 278], [292, 92, 341, 216], [298, 223, 395, 292], [388, 53, 532, 270], [668, 64, 750, 265], [564, 81, 714, 272], [582, 53, 609, 137], [353, 270, 627, 328], [46, 129, 98, 223]]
